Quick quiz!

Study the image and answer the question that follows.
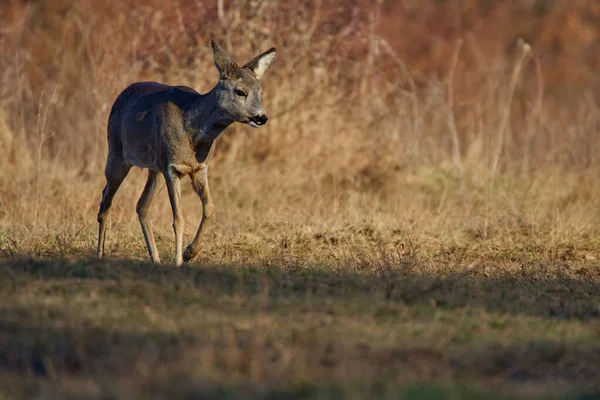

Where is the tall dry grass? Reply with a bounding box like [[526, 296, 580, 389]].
[[0, 0, 599, 265]]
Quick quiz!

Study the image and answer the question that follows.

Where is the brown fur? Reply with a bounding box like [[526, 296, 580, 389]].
[[96, 40, 276, 265]]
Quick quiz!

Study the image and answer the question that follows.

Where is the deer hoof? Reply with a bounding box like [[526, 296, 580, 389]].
[[183, 245, 196, 263]]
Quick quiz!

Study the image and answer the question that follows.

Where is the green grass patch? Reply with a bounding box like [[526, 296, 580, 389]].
[[0, 257, 598, 399]]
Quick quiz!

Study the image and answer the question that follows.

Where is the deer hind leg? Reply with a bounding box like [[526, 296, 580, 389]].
[[164, 167, 185, 266], [136, 170, 164, 263], [97, 156, 131, 259], [184, 166, 215, 263]]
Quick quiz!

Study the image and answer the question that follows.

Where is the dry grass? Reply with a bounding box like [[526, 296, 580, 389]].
[[0, 257, 599, 399], [1, 0, 600, 398]]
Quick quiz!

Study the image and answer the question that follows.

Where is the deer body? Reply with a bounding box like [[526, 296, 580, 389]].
[[96, 40, 276, 265], [111, 82, 221, 174]]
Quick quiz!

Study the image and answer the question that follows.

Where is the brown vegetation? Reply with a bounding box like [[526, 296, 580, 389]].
[[0, 0, 599, 398]]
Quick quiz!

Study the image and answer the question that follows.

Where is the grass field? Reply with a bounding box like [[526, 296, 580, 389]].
[[1, 172, 599, 399], [1, 1, 600, 399], [0, 250, 599, 399], [1, 238, 600, 399]]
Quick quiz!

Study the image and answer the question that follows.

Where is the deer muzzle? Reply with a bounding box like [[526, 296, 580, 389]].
[[249, 114, 268, 128]]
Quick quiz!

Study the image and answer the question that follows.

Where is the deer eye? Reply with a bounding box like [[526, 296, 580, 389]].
[[235, 88, 247, 97]]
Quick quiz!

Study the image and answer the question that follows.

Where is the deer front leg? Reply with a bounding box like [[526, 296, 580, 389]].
[[183, 166, 215, 263], [165, 167, 185, 266]]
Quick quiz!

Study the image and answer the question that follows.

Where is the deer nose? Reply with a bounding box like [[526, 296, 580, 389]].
[[251, 114, 268, 125]]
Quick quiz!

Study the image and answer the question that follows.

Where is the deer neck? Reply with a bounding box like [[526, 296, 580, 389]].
[[186, 86, 233, 144]]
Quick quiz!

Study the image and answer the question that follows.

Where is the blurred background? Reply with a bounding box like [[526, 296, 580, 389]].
[[1, 0, 600, 259]]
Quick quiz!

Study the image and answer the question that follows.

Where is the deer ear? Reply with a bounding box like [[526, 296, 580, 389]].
[[211, 40, 238, 78], [243, 47, 276, 79]]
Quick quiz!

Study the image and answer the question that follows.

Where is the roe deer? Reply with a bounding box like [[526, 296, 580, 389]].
[[96, 40, 276, 265]]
